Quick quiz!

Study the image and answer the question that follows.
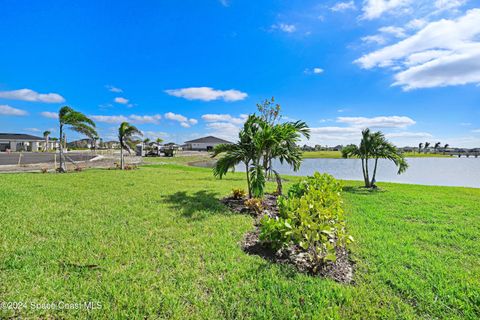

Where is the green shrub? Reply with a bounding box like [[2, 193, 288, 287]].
[[260, 172, 353, 264]]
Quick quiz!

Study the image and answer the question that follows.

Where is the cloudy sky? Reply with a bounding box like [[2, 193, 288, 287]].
[[0, 0, 479, 147]]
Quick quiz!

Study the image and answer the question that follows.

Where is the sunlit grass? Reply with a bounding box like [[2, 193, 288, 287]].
[[0, 164, 478, 319]]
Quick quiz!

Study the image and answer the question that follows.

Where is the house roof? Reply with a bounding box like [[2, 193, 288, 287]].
[[184, 136, 232, 144], [0, 133, 44, 141]]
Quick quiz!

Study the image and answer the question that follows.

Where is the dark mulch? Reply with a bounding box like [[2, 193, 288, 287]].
[[222, 194, 355, 284]]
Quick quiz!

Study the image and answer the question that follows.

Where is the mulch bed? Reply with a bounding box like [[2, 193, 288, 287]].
[[222, 194, 355, 284]]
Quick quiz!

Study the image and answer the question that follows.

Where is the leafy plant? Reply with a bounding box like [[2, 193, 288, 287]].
[[118, 122, 143, 170], [244, 198, 264, 215], [260, 173, 353, 266], [231, 188, 246, 199]]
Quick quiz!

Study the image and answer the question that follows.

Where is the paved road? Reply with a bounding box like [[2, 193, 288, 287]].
[[0, 152, 97, 165]]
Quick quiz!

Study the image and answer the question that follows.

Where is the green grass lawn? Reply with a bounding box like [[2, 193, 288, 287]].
[[302, 151, 451, 159], [1, 164, 479, 319]]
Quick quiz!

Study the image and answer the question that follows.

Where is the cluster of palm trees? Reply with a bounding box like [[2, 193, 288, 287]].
[[212, 99, 310, 198], [342, 128, 408, 188], [418, 142, 449, 154], [53, 105, 142, 172]]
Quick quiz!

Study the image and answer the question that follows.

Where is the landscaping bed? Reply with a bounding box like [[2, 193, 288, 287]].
[[222, 191, 355, 284]]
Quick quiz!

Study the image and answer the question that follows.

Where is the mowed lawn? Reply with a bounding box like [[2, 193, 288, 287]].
[[0, 164, 479, 319]]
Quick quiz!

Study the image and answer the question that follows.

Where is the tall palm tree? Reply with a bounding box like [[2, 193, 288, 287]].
[[58, 106, 97, 172], [43, 130, 51, 152], [434, 142, 441, 153], [342, 129, 408, 188], [418, 142, 423, 154], [118, 122, 142, 170]]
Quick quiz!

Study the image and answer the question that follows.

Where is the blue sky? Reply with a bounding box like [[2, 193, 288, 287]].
[[0, 0, 479, 147]]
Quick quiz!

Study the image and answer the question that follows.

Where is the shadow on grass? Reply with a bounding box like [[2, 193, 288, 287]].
[[342, 186, 386, 195], [162, 190, 230, 220]]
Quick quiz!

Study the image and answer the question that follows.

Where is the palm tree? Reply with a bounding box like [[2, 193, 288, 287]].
[[212, 115, 260, 198], [424, 142, 431, 153], [443, 143, 450, 155], [434, 142, 441, 153], [118, 122, 142, 170], [58, 106, 97, 172], [264, 120, 310, 194], [43, 130, 51, 152], [213, 113, 310, 197], [342, 128, 408, 188], [155, 138, 163, 145], [418, 143, 423, 154]]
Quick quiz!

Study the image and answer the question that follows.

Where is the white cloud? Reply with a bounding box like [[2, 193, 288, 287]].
[[0, 105, 28, 116], [271, 23, 297, 33], [128, 114, 162, 124], [0, 89, 65, 103], [472, 129, 480, 133], [201, 113, 247, 125], [434, 0, 467, 12], [356, 9, 480, 90], [331, 1, 357, 12], [305, 67, 325, 74], [165, 87, 247, 102], [361, 0, 412, 20], [337, 116, 416, 128], [40, 111, 59, 119], [219, 0, 229, 7], [90, 115, 129, 124], [406, 19, 427, 30], [90, 114, 162, 124], [105, 85, 123, 93], [114, 97, 129, 104], [362, 35, 387, 45], [379, 26, 406, 38], [385, 131, 433, 138], [24, 128, 41, 132], [164, 112, 198, 128]]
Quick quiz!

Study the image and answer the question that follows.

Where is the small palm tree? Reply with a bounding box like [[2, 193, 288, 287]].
[[212, 115, 259, 198], [443, 143, 450, 155], [58, 106, 97, 172], [418, 142, 423, 154], [118, 122, 142, 170], [343, 128, 408, 188], [43, 130, 51, 152], [434, 142, 441, 153], [424, 142, 431, 153], [156, 138, 163, 145]]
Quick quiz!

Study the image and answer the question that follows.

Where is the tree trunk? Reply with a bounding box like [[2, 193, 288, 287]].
[[371, 158, 379, 188], [364, 156, 371, 188], [245, 161, 251, 198], [59, 125, 66, 173], [361, 158, 369, 187], [273, 169, 282, 195], [120, 146, 124, 170]]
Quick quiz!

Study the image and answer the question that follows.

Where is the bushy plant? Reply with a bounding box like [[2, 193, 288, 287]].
[[244, 198, 264, 215], [260, 172, 353, 265], [231, 188, 246, 199]]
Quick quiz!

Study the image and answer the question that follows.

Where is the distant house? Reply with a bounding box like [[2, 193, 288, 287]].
[[0, 133, 44, 152], [184, 136, 232, 151]]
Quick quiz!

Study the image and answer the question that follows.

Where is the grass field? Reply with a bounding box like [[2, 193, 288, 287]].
[[302, 151, 451, 159], [0, 164, 479, 319]]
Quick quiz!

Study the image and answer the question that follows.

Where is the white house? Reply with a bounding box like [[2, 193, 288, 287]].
[[0, 133, 45, 152], [184, 136, 232, 151]]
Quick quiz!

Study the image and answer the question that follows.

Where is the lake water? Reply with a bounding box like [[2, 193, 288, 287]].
[[226, 158, 480, 188]]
